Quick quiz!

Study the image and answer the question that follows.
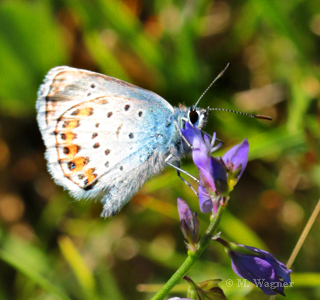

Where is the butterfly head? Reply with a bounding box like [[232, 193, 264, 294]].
[[187, 106, 209, 129]]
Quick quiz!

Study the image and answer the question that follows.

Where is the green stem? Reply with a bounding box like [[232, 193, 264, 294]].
[[151, 205, 226, 300]]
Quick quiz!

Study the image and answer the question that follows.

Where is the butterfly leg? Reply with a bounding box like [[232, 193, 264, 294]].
[[174, 121, 194, 149], [181, 116, 192, 125], [166, 158, 198, 196], [165, 154, 199, 196], [176, 163, 198, 196], [165, 154, 199, 182]]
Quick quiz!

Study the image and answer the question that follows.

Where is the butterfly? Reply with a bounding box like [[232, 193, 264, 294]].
[[36, 66, 211, 217]]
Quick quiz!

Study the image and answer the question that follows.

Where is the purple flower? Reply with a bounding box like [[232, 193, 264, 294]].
[[181, 123, 222, 213], [181, 122, 213, 171], [177, 198, 199, 251], [223, 139, 249, 191], [216, 238, 292, 296], [181, 124, 248, 213]]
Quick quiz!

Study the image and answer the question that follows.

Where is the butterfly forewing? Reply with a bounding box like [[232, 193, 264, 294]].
[[37, 66, 173, 130]]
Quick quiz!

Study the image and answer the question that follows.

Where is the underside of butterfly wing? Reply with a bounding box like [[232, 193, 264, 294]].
[[37, 66, 176, 216]]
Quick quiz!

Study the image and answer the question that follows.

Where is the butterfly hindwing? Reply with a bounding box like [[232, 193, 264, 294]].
[[54, 96, 165, 192]]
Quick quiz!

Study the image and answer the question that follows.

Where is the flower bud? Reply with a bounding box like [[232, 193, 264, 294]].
[[177, 198, 200, 251], [222, 139, 249, 191]]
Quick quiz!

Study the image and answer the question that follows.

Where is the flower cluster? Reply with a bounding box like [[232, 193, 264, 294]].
[[181, 122, 248, 214], [173, 123, 292, 298]]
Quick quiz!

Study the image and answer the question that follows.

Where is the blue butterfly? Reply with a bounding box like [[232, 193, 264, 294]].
[[36, 66, 229, 217]]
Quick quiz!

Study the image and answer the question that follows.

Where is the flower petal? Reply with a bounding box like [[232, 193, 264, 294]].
[[180, 122, 203, 149], [198, 185, 213, 213], [211, 157, 228, 196], [244, 246, 292, 284], [181, 122, 212, 171], [177, 198, 193, 223], [230, 255, 280, 295], [223, 139, 249, 179], [198, 166, 215, 194]]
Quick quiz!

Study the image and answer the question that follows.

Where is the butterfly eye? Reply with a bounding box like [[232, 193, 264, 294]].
[[189, 109, 199, 125]]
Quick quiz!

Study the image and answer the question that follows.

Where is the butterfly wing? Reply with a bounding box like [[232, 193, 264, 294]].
[[37, 66, 175, 216]]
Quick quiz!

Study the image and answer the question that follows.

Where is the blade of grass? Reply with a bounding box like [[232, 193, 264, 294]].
[[0, 238, 70, 300], [58, 236, 97, 300]]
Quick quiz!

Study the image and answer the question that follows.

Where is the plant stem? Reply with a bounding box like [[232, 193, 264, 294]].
[[286, 198, 320, 269], [151, 205, 226, 300]]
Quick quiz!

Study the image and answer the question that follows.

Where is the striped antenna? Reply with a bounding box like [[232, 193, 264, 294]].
[[194, 63, 230, 107], [208, 107, 272, 120]]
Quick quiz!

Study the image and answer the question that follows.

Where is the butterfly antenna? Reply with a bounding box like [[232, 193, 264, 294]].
[[194, 63, 230, 107], [208, 107, 272, 120]]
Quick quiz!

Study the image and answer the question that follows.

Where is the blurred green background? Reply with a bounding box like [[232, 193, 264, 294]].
[[0, 0, 319, 299]]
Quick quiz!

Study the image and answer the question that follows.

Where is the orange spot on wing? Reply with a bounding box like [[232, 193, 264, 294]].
[[84, 168, 97, 185], [69, 157, 88, 172], [64, 120, 80, 129], [78, 107, 94, 116], [64, 144, 80, 157], [64, 132, 77, 143]]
